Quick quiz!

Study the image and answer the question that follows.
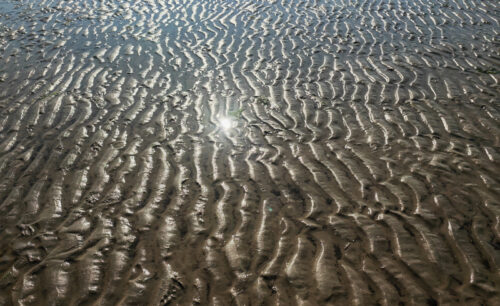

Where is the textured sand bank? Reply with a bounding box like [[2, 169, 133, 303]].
[[0, 0, 499, 305]]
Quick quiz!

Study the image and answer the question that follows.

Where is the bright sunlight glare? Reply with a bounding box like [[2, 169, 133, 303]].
[[219, 117, 233, 130]]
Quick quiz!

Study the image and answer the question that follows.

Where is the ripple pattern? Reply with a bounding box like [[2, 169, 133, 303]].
[[0, 0, 499, 305]]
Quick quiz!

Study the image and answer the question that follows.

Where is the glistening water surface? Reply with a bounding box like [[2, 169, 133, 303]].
[[0, 0, 499, 305]]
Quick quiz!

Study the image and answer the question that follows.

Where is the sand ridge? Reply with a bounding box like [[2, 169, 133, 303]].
[[0, 0, 499, 305]]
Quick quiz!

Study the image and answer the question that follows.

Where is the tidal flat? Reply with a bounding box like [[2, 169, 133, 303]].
[[0, 0, 499, 305]]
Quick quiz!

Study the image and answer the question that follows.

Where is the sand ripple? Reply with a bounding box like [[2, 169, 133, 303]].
[[0, 0, 499, 304]]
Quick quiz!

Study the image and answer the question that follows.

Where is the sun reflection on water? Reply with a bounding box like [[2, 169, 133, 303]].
[[219, 117, 234, 131]]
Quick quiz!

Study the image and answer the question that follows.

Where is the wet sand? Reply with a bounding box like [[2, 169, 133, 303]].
[[0, 0, 499, 305]]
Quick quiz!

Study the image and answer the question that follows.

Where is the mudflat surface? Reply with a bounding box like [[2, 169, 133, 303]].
[[0, 0, 499, 305]]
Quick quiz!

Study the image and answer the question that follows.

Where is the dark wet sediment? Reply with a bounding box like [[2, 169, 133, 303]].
[[0, 0, 499, 305]]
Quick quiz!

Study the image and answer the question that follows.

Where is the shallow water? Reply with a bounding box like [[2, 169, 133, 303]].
[[0, 0, 499, 305]]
